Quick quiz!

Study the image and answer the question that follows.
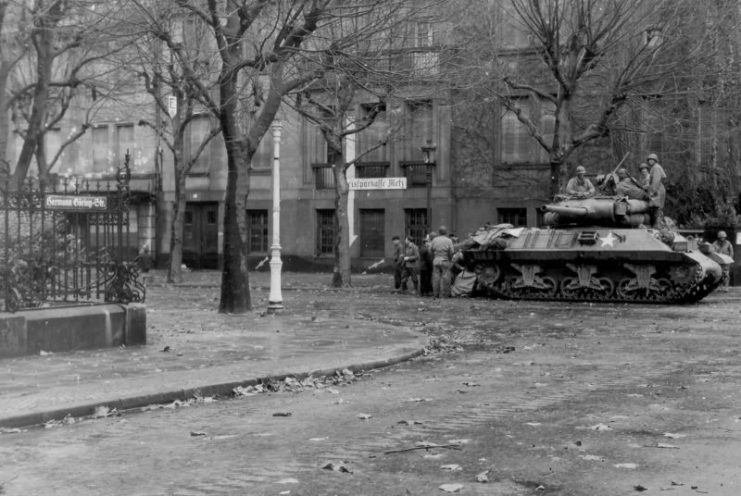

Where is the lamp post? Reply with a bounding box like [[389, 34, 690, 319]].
[[267, 121, 283, 313], [421, 139, 437, 234]]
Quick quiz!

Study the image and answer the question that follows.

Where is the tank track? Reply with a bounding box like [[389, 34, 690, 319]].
[[475, 260, 719, 305]]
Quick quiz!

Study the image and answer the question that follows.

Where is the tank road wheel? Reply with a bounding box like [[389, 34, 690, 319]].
[[648, 277, 673, 302], [594, 277, 615, 300], [617, 278, 640, 300], [475, 263, 501, 295], [537, 276, 558, 298], [561, 275, 614, 301], [560, 277, 580, 300]]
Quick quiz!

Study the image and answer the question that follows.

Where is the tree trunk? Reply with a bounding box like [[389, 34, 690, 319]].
[[549, 159, 562, 199], [167, 150, 186, 284], [0, 60, 12, 176], [12, 47, 51, 189], [218, 70, 251, 313], [10, 0, 62, 189], [332, 163, 352, 288]]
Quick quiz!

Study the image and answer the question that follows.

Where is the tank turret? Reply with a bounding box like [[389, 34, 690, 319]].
[[542, 196, 650, 228]]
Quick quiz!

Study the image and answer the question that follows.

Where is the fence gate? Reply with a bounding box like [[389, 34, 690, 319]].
[[1, 159, 145, 312]]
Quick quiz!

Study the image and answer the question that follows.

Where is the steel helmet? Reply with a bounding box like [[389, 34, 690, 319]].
[[647, 153, 659, 162], [575, 165, 586, 174], [638, 162, 649, 170], [718, 230, 727, 239]]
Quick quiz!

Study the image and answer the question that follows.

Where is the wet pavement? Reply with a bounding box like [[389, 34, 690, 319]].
[[0, 271, 427, 428]]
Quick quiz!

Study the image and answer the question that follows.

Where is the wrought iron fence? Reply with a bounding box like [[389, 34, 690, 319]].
[[1, 154, 145, 312]]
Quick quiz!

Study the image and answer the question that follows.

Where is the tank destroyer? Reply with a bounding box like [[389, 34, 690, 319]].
[[461, 196, 723, 304]]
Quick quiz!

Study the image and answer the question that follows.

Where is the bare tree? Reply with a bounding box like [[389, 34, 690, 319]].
[[465, 0, 692, 198], [132, 0, 448, 312], [131, 3, 222, 283], [7, 0, 138, 189], [287, 1, 445, 287]]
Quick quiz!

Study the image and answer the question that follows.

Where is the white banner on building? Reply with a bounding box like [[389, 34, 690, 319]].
[[348, 177, 407, 190]]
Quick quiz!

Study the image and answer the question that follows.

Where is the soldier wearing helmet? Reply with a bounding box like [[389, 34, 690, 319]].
[[645, 153, 666, 228], [638, 162, 650, 189], [713, 231, 734, 291], [565, 165, 595, 199], [615, 168, 649, 200]]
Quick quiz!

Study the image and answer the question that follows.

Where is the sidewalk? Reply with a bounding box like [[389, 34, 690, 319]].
[[0, 271, 427, 429]]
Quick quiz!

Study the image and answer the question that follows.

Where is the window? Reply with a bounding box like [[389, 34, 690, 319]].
[[246, 210, 268, 253], [186, 115, 215, 174], [356, 103, 388, 163], [313, 165, 335, 190], [405, 100, 433, 160], [539, 102, 556, 163], [500, 4, 530, 48], [44, 128, 62, 166], [252, 131, 273, 170], [498, 208, 527, 226], [116, 123, 134, 167], [92, 125, 109, 173], [316, 209, 335, 255], [401, 162, 432, 187], [501, 98, 531, 164], [405, 209, 428, 246]]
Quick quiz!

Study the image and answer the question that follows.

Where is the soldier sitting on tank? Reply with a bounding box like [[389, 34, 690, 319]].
[[614, 168, 649, 201], [565, 165, 596, 198]]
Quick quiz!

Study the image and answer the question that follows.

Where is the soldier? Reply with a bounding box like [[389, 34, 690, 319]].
[[399, 236, 420, 294], [391, 235, 403, 292], [565, 165, 595, 198], [646, 153, 666, 228], [615, 168, 649, 200], [429, 226, 454, 298], [713, 231, 734, 292], [638, 163, 650, 189]]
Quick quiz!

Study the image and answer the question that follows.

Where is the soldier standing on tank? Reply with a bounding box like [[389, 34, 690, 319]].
[[638, 163, 650, 189], [615, 168, 649, 200], [646, 153, 666, 229], [713, 230, 734, 292], [565, 165, 596, 198]]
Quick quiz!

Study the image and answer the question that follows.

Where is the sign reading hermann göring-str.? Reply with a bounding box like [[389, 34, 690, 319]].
[[44, 194, 108, 211], [348, 177, 407, 190]]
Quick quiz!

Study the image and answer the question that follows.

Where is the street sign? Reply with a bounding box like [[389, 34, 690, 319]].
[[45, 194, 108, 211], [348, 177, 407, 190]]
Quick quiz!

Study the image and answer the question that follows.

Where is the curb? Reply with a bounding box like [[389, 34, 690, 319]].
[[0, 348, 426, 429]]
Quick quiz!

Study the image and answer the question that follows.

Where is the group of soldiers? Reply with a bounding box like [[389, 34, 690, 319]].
[[391, 226, 462, 298], [565, 153, 666, 228]]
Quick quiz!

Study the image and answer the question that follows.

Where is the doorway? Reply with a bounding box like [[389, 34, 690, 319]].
[[359, 209, 385, 258], [183, 202, 219, 269]]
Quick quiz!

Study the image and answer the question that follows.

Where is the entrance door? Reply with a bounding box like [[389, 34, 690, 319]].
[[183, 202, 219, 269], [359, 209, 385, 258]]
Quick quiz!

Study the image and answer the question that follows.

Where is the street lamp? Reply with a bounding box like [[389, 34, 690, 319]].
[[267, 121, 283, 313], [421, 139, 437, 234]]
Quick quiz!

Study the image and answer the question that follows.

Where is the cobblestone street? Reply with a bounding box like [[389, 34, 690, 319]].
[[2, 271, 741, 495]]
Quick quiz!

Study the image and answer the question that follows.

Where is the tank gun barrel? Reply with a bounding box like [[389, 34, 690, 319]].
[[543, 205, 591, 216]]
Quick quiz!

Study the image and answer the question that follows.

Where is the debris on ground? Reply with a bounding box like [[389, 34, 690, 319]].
[[322, 461, 353, 473], [475, 469, 490, 482], [439, 483, 464, 492]]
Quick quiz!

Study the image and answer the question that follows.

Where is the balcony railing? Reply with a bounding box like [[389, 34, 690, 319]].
[[355, 162, 389, 178]]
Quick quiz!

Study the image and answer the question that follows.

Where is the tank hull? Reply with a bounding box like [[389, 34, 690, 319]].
[[462, 226, 722, 304]]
